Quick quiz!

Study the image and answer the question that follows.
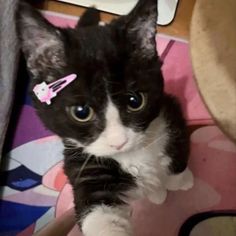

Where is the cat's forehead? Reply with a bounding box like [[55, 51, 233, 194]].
[[63, 27, 120, 85], [67, 26, 116, 61]]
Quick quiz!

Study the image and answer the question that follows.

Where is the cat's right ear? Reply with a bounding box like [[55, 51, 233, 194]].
[[16, 2, 65, 80], [111, 0, 158, 60]]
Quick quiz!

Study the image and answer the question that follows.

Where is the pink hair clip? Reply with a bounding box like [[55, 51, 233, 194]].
[[33, 74, 77, 105]]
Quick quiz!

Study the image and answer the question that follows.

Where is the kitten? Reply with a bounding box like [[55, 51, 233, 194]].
[[17, 0, 193, 235]]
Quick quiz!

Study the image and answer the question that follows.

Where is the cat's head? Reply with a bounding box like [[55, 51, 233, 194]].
[[17, 0, 164, 157]]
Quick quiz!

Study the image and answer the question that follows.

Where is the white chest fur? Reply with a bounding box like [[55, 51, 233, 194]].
[[113, 116, 171, 200]]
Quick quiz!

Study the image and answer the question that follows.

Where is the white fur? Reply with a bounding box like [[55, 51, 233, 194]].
[[85, 100, 142, 156], [82, 205, 132, 236], [27, 38, 64, 80], [21, 12, 65, 80], [84, 101, 194, 203], [130, 12, 157, 58], [138, 19, 156, 57], [113, 114, 172, 204], [99, 21, 106, 26], [166, 167, 194, 191]]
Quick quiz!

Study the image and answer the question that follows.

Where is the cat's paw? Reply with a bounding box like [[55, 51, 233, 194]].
[[82, 205, 132, 236], [148, 189, 167, 205], [84, 230, 131, 236], [102, 231, 131, 236], [166, 168, 194, 191], [180, 169, 194, 191]]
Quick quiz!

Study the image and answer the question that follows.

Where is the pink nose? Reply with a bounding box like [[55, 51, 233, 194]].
[[110, 139, 128, 150]]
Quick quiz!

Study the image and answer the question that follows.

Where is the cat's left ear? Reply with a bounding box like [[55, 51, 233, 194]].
[[113, 0, 158, 59], [16, 2, 65, 80]]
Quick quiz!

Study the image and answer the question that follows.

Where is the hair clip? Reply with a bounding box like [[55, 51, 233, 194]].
[[33, 74, 77, 105]]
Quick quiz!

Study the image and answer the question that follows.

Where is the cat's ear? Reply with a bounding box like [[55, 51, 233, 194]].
[[16, 2, 65, 80], [76, 7, 100, 28], [114, 0, 158, 59]]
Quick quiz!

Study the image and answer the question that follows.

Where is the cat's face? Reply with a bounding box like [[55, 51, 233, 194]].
[[17, 0, 164, 157]]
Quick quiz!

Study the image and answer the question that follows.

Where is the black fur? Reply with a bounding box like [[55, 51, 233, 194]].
[[16, 0, 190, 231], [63, 146, 136, 225], [162, 95, 189, 173]]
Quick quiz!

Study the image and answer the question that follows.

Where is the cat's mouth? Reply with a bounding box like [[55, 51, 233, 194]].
[[83, 133, 143, 157], [109, 138, 129, 151], [84, 141, 131, 157]]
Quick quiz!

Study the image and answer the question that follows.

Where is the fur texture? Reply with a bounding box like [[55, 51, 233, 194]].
[[17, 1, 194, 235]]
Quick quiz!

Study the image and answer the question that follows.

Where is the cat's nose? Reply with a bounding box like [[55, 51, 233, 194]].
[[110, 139, 128, 150]]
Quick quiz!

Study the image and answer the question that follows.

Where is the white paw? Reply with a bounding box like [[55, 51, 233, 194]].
[[84, 229, 131, 236], [95, 229, 131, 236], [166, 168, 194, 191], [148, 189, 167, 205], [82, 205, 132, 236], [180, 169, 194, 190]]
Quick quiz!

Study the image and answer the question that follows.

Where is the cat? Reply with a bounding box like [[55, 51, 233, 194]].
[[17, 0, 194, 235]]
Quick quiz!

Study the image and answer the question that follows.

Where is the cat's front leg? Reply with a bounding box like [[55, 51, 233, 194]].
[[64, 152, 136, 236], [80, 205, 132, 236], [161, 95, 194, 192]]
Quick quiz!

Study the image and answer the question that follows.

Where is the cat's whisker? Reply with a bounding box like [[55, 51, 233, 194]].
[[105, 80, 121, 85], [141, 135, 162, 145], [71, 151, 80, 159], [95, 155, 104, 166], [77, 155, 92, 181], [109, 90, 125, 96], [141, 134, 167, 150], [133, 121, 146, 127], [73, 94, 87, 99], [127, 80, 136, 88], [65, 145, 80, 150]]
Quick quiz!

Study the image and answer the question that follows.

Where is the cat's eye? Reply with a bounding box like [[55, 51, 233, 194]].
[[69, 105, 94, 123], [127, 92, 146, 112]]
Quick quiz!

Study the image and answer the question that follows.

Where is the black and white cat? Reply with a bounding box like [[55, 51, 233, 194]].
[[17, 0, 193, 235]]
